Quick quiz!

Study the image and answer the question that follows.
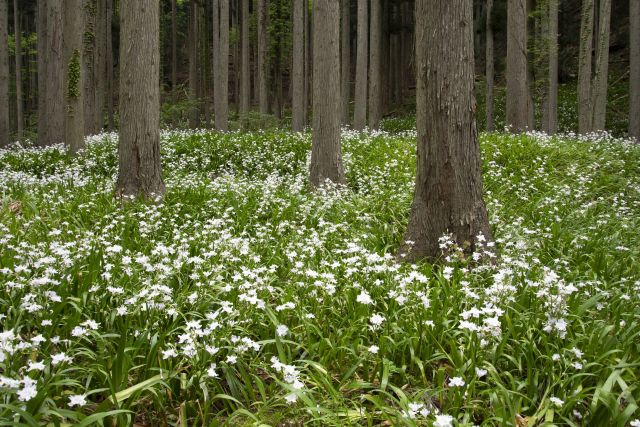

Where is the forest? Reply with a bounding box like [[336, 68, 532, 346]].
[[0, 0, 639, 426]]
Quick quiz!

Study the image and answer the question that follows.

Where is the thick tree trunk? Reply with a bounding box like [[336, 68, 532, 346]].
[[240, 0, 250, 117], [400, 0, 492, 262], [188, 0, 200, 128], [106, 0, 114, 130], [64, 0, 85, 153], [631, 0, 640, 140], [0, 0, 9, 145], [341, 0, 350, 125], [545, 0, 559, 134], [38, 0, 64, 146], [171, 0, 178, 104], [310, 0, 346, 188], [257, 0, 268, 115], [354, 0, 368, 130], [506, 0, 529, 132], [13, 0, 23, 141], [590, 0, 610, 132], [292, 0, 305, 131], [485, 0, 494, 132], [368, 0, 381, 130], [304, 1, 311, 123], [214, 0, 230, 131], [578, 0, 594, 133], [117, 0, 165, 199]]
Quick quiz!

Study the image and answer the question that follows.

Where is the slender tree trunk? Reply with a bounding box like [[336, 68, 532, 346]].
[[64, 0, 85, 153], [257, 0, 268, 114], [400, 0, 492, 262], [341, 0, 350, 125], [171, 0, 177, 104], [304, 0, 311, 124], [590, 0, 610, 131], [117, 0, 165, 199], [0, 0, 9, 145], [215, 0, 230, 131], [292, 0, 305, 131], [94, 0, 106, 132], [354, 0, 368, 130], [240, 0, 250, 117], [485, 0, 494, 132], [106, 0, 114, 130], [37, 0, 47, 145], [506, 0, 529, 132], [631, 0, 640, 140], [310, 0, 346, 188], [545, 0, 559, 134], [368, 0, 381, 130], [578, 0, 594, 133], [83, 0, 96, 135], [188, 0, 200, 128], [13, 0, 23, 141]]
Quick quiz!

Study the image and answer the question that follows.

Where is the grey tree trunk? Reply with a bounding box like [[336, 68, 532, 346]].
[[106, 0, 114, 130], [546, 0, 559, 134], [578, 0, 594, 133], [215, 0, 230, 131], [304, 1, 311, 123], [310, 0, 346, 188], [292, 0, 305, 131], [83, 0, 96, 135], [171, 0, 178, 103], [368, 0, 381, 130], [590, 0, 611, 131], [117, 0, 165, 199], [188, 1, 200, 128], [400, 0, 492, 262], [631, 0, 640, 140], [37, 0, 47, 145], [94, 0, 106, 132], [13, 0, 23, 141], [506, 0, 529, 132], [257, 0, 269, 114], [39, 0, 65, 146], [64, 0, 85, 153], [341, 0, 350, 125], [485, 0, 494, 132], [0, 0, 8, 145], [354, 0, 368, 130], [240, 0, 250, 117]]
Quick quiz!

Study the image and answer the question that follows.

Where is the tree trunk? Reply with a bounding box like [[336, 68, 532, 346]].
[[368, 0, 381, 130], [578, 0, 594, 133], [400, 0, 492, 262], [106, 0, 114, 130], [83, 0, 96, 135], [37, 0, 47, 145], [215, 0, 230, 131], [13, 0, 23, 141], [631, 0, 640, 140], [117, 0, 165, 199], [310, 0, 346, 188], [94, 0, 106, 132], [354, 0, 368, 130], [64, 0, 85, 153], [485, 0, 494, 132], [257, 0, 268, 115], [171, 0, 177, 104], [240, 0, 250, 117], [188, 0, 200, 128], [506, 0, 529, 132], [341, 0, 350, 125], [304, 0, 311, 124], [292, 0, 305, 131], [0, 0, 9, 145], [590, 0, 610, 131], [39, 0, 64, 146], [545, 0, 558, 134]]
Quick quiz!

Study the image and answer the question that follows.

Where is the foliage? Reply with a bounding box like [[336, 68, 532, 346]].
[[0, 129, 639, 426]]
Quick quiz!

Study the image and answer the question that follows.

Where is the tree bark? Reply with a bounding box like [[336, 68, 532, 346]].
[[631, 0, 640, 140], [240, 0, 250, 117], [506, 0, 529, 132], [257, 0, 269, 115], [64, 0, 85, 153], [292, 0, 305, 131], [171, 0, 178, 104], [13, 0, 23, 141], [188, 0, 200, 128], [400, 0, 492, 262], [215, 0, 230, 131], [368, 0, 381, 130], [341, 0, 350, 125], [354, 0, 368, 130], [83, 0, 96, 135], [590, 0, 610, 132], [37, 0, 47, 145], [578, 0, 594, 133], [117, 0, 165, 199], [0, 0, 9, 145], [106, 0, 114, 130], [485, 0, 494, 132], [94, 0, 106, 132], [310, 0, 346, 188], [545, 0, 559, 134]]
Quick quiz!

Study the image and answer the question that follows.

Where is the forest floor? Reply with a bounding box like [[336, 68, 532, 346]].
[[0, 128, 639, 426]]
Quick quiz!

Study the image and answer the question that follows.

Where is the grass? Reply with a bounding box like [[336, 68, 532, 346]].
[[0, 127, 639, 426]]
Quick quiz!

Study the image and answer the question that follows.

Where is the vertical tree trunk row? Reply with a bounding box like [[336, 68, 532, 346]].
[[354, 0, 368, 130], [64, 0, 85, 153]]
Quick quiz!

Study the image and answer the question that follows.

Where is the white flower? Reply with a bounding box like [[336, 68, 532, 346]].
[[629, 419, 640, 427], [68, 394, 87, 407], [448, 376, 465, 387], [475, 367, 487, 378], [369, 314, 385, 328], [368, 345, 379, 354], [17, 378, 38, 402], [552, 353, 561, 361], [207, 363, 219, 378], [550, 396, 564, 407], [162, 348, 177, 359], [356, 291, 373, 305], [276, 325, 289, 337], [433, 414, 454, 427], [52, 352, 73, 365], [28, 361, 45, 371], [285, 393, 298, 404], [226, 355, 237, 364]]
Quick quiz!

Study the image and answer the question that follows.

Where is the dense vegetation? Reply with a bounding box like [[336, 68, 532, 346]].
[[1, 128, 639, 426]]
